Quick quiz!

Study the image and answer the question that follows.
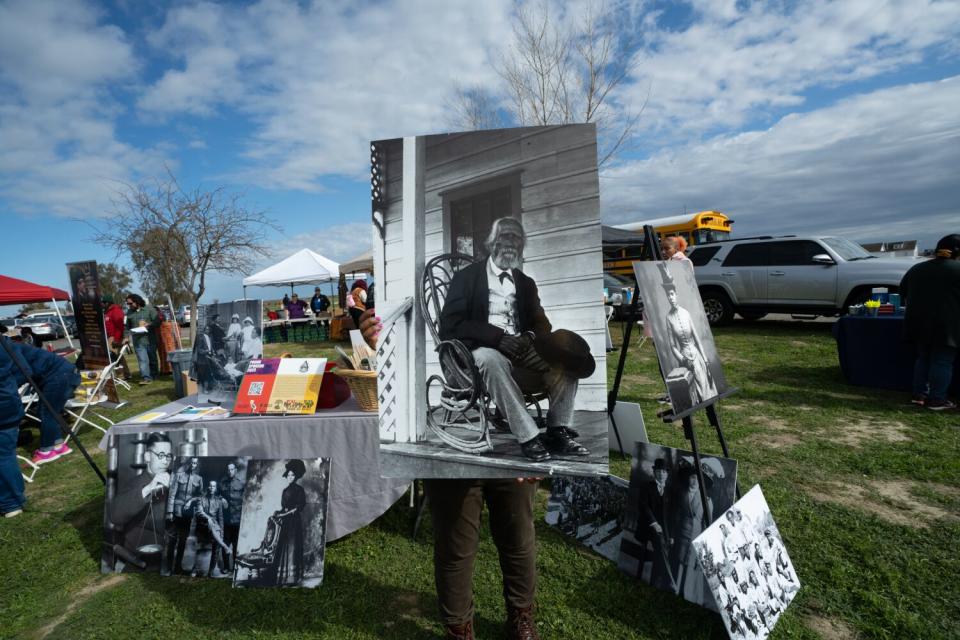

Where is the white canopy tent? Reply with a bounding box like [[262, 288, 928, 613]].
[[339, 250, 373, 276], [242, 249, 340, 297]]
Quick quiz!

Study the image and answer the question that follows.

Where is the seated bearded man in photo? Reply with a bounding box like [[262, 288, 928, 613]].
[[439, 217, 589, 462]]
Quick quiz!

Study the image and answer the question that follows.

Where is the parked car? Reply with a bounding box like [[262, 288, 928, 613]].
[[686, 235, 915, 325], [177, 305, 191, 326], [61, 315, 78, 337], [21, 312, 66, 341]]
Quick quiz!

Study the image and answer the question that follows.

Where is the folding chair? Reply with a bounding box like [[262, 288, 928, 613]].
[[62, 345, 132, 445]]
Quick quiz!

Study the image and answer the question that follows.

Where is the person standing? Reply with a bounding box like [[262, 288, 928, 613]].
[[358, 306, 542, 640], [661, 236, 691, 262], [219, 461, 245, 572], [348, 280, 367, 329], [125, 294, 160, 384], [0, 336, 27, 517], [900, 234, 960, 410], [165, 457, 203, 575], [102, 295, 130, 379]]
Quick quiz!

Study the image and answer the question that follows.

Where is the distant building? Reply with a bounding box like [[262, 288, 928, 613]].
[[860, 240, 918, 258]]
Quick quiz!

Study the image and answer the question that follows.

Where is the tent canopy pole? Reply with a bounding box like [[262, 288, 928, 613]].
[[51, 297, 75, 349]]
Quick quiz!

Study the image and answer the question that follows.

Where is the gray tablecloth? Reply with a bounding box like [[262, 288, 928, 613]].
[[99, 395, 409, 541]]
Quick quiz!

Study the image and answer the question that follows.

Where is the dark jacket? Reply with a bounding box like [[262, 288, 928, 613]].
[[0, 338, 26, 428], [439, 260, 552, 349], [900, 258, 960, 348], [8, 339, 75, 386]]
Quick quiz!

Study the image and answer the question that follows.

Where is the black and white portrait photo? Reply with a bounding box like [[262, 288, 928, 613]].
[[693, 485, 800, 640], [191, 299, 263, 404], [163, 456, 248, 578], [101, 428, 208, 574], [633, 261, 728, 414], [618, 442, 738, 611], [233, 458, 331, 589], [372, 125, 609, 479], [545, 475, 628, 562]]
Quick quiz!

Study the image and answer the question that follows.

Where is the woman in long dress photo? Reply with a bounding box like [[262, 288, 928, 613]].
[[664, 286, 718, 404]]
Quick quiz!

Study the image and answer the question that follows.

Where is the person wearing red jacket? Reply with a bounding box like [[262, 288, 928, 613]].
[[102, 295, 130, 379]]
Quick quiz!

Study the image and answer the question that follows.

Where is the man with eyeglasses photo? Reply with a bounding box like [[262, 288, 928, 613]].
[[107, 432, 173, 571]]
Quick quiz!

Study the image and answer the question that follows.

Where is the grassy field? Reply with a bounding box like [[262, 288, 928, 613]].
[[1, 320, 958, 640]]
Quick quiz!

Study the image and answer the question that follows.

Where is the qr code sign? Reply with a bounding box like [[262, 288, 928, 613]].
[[248, 381, 264, 396]]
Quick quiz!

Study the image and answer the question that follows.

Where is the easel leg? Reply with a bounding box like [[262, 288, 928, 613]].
[[682, 415, 713, 528], [705, 403, 741, 499], [609, 410, 625, 457]]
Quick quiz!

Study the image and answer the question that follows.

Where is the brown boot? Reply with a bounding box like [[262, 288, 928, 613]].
[[506, 606, 540, 640], [443, 619, 474, 640]]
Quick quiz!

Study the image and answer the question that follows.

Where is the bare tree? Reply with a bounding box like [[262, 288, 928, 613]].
[[446, 84, 505, 131], [453, 1, 644, 165], [93, 170, 280, 339]]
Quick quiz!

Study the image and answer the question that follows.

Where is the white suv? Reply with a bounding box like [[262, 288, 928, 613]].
[[686, 235, 915, 325]]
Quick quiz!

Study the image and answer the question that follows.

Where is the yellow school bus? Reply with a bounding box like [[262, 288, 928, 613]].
[[603, 211, 733, 277]]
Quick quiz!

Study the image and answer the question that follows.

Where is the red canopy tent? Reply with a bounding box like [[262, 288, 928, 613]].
[[1, 274, 74, 348], [0, 274, 71, 306]]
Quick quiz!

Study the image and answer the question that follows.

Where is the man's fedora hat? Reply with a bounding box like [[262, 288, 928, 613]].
[[533, 329, 596, 379]]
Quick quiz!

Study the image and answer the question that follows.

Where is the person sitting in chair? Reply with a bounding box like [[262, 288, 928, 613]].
[[439, 216, 591, 462]]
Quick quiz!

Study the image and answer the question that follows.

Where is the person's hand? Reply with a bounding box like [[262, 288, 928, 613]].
[[498, 334, 527, 359], [139, 320, 147, 328], [359, 308, 381, 349], [650, 522, 663, 534], [516, 477, 542, 484]]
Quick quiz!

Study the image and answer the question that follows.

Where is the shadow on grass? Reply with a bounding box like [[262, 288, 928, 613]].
[[63, 494, 107, 565]]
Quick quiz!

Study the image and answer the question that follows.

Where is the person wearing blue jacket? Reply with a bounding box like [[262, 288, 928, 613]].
[[8, 340, 81, 464], [0, 336, 27, 517]]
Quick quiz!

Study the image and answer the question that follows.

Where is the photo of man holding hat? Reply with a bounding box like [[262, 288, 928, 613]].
[[439, 216, 595, 462]]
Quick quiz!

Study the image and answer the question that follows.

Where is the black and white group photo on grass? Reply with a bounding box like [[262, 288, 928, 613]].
[[633, 261, 728, 414], [693, 485, 800, 640], [101, 428, 209, 574], [191, 299, 264, 405], [618, 441, 738, 611], [372, 124, 609, 479], [163, 456, 248, 578], [234, 458, 331, 589], [545, 475, 628, 562]]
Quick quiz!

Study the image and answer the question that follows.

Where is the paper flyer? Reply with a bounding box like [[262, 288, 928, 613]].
[[234, 357, 326, 414]]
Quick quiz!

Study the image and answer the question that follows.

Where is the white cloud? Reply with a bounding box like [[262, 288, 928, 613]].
[[139, 0, 513, 189], [282, 222, 373, 264], [624, 0, 960, 140], [0, 0, 167, 217], [601, 76, 960, 246]]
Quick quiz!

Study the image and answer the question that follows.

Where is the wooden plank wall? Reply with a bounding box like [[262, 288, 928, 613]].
[[426, 125, 606, 411]]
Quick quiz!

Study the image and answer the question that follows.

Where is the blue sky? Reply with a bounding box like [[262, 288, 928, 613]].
[[1, 0, 959, 315]]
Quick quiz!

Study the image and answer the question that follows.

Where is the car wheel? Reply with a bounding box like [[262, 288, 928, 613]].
[[701, 290, 734, 326], [739, 311, 767, 321]]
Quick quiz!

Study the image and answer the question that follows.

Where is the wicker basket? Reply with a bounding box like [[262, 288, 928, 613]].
[[336, 368, 379, 412]]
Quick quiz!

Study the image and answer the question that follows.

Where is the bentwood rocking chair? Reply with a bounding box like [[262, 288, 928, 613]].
[[420, 253, 546, 454]]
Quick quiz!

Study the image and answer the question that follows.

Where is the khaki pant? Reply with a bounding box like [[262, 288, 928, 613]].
[[425, 479, 537, 626]]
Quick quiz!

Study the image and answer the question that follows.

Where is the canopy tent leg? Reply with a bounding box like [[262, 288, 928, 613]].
[[52, 297, 75, 349]]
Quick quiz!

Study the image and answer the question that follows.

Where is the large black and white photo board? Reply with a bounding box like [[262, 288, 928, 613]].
[[632, 261, 728, 414], [372, 125, 609, 479], [233, 458, 331, 589], [101, 428, 209, 574], [693, 485, 800, 639], [545, 475, 629, 562], [618, 441, 738, 611], [191, 299, 264, 405]]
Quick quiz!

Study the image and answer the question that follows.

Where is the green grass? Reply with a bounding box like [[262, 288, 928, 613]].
[[1, 321, 958, 639]]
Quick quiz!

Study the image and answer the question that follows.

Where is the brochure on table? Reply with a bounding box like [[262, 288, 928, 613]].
[[234, 357, 327, 415]]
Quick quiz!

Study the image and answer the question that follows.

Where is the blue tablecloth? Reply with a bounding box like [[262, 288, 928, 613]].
[[832, 315, 960, 393]]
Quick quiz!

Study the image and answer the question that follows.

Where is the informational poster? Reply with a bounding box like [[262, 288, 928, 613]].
[[234, 358, 327, 415], [66, 260, 119, 402]]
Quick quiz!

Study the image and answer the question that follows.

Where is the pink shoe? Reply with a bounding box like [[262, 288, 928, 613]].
[[31, 449, 59, 464], [31, 444, 71, 465]]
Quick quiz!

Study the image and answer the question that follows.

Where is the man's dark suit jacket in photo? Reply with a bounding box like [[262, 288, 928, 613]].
[[439, 260, 552, 349]]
